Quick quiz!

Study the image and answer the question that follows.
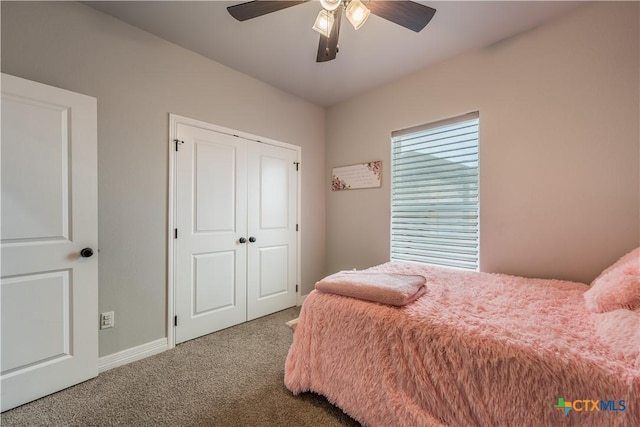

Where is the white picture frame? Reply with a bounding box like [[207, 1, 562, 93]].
[[331, 161, 382, 191]]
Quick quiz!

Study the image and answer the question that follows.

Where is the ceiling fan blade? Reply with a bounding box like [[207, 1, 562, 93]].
[[316, 4, 343, 62], [367, 1, 436, 32], [227, 1, 308, 22]]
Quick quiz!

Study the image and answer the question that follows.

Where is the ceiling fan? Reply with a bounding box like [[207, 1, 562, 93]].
[[227, 0, 436, 62]]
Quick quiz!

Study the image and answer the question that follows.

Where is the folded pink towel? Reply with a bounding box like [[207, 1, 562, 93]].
[[315, 271, 427, 306]]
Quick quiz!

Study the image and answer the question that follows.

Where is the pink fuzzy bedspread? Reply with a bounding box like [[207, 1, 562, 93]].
[[285, 262, 640, 426]]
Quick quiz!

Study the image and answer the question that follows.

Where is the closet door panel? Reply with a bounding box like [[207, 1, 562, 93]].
[[175, 124, 247, 344], [247, 143, 298, 320]]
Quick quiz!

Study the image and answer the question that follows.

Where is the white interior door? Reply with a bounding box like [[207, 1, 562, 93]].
[[172, 117, 299, 344], [246, 143, 298, 320], [174, 123, 248, 344], [1, 73, 98, 411]]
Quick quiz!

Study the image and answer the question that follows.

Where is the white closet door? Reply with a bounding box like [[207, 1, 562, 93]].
[[174, 124, 248, 344], [1, 74, 98, 411], [246, 143, 298, 320]]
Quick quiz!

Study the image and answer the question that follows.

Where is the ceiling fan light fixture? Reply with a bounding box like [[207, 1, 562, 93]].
[[320, 0, 342, 12], [345, 0, 370, 30], [312, 9, 335, 38]]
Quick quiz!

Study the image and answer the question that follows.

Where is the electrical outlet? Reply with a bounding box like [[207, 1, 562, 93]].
[[100, 311, 114, 329]]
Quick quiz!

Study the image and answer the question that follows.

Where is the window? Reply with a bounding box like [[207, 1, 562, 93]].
[[391, 112, 479, 270]]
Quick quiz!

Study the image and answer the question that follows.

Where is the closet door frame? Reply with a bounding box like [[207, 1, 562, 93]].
[[167, 114, 301, 349]]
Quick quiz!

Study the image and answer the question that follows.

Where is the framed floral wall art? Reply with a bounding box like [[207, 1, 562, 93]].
[[331, 161, 382, 191]]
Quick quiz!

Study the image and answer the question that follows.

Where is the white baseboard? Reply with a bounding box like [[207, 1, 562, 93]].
[[98, 337, 168, 373]]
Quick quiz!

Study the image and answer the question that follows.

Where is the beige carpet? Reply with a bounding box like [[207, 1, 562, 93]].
[[1, 307, 360, 426]]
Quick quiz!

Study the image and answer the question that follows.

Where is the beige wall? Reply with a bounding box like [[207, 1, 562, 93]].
[[1, 1, 326, 356], [326, 1, 639, 284]]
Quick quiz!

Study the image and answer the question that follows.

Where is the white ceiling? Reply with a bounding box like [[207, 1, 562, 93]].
[[86, 1, 585, 107]]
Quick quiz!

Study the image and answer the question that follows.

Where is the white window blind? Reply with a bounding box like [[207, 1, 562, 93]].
[[391, 112, 479, 270]]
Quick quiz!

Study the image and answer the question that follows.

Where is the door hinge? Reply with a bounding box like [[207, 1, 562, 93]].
[[174, 139, 184, 151], [174, 228, 178, 239], [293, 162, 300, 171], [296, 224, 299, 232], [296, 284, 299, 292], [174, 316, 178, 326]]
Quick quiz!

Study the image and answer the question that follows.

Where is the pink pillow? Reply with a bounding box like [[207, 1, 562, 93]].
[[584, 247, 640, 313]]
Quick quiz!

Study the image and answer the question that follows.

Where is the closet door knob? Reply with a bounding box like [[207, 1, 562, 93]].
[[80, 248, 94, 258], [249, 236, 256, 243], [239, 237, 247, 244]]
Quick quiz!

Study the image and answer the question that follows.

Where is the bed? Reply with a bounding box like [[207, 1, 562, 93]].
[[285, 249, 640, 426]]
